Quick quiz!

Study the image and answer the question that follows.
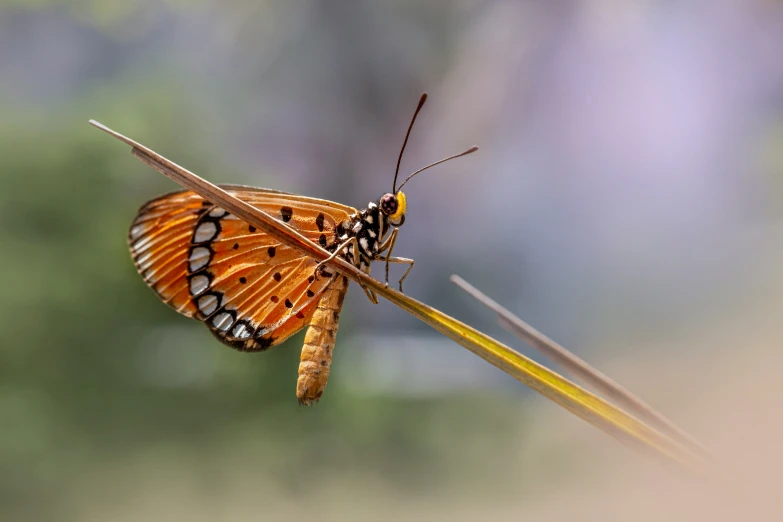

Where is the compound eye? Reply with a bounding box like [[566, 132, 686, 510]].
[[380, 193, 398, 215]]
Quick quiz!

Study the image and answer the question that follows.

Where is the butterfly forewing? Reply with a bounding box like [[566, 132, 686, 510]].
[[128, 185, 357, 352]]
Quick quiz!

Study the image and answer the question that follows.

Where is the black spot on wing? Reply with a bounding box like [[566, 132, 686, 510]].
[[316, 213, 325, 232], [280, 206, 293, 222]]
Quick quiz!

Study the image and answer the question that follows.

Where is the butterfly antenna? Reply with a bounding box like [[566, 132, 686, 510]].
[[397, 146, 479, 192], [393, 93, 428, 193]]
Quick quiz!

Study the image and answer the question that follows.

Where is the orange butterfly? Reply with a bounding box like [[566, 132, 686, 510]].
[[126, 94, 477, 404]]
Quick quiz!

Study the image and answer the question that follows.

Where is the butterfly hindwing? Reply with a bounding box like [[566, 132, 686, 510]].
[[128, 185, 357, 351]]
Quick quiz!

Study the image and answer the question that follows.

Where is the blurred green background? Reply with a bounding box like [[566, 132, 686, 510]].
[[2, 2, 783, 520]]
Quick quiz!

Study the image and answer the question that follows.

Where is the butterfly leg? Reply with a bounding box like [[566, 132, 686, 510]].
[[313, 236, 356, 280], [378, 256, 415, 292], [376, 229, 415, 290], [360, 284, 379, 304], [375, 228, 399, 287], [313, 236, 378, 304]]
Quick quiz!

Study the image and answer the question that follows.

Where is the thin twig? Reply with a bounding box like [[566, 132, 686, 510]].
[[450, 274, 710, 459]]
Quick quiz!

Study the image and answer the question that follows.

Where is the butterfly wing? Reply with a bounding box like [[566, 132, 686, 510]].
[[128, 185, 357, 351]]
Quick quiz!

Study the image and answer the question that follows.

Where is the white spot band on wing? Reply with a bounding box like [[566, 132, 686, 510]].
[[189, 247, 211, 271], [189, 274, 209, 296], [194, 221, 218, 243], [198, 293, 219, 315], [212, 312, 233, 331], [233, 323, 251, 338]]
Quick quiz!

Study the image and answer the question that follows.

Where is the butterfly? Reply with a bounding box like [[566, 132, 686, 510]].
[[126, 94, 477, 405]]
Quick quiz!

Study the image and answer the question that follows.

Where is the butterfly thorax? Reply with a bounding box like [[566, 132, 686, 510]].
[[334, 200, 392, 273]]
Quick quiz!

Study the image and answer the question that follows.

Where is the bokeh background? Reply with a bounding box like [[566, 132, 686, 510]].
[[3, 1, 783, 520]]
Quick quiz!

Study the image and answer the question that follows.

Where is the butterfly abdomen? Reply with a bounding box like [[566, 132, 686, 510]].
[[296, 274, 349, 405]]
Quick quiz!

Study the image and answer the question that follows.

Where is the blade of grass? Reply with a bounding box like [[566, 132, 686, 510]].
[[90, 119, 707, 472], [450, 274, 709, 460]]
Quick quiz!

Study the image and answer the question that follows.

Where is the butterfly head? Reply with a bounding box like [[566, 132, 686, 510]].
[[380, 191, 406, 227]]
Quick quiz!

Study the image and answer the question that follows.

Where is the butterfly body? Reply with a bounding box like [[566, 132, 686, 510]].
[[129, 186, 409, 404]]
